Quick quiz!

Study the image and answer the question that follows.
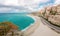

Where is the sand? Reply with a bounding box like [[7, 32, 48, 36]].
[[30, 17, 60, 36]]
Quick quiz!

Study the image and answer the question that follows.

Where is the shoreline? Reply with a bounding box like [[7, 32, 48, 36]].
[[6, 15, 40, 36], [22, 15, 40, 36]]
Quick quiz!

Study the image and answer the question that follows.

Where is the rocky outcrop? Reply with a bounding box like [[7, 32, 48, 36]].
[[38, 4, 60, 26], [0, 22, 18, 36]]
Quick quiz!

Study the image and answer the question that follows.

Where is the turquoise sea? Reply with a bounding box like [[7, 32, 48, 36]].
[[0, 13, 35, 30]]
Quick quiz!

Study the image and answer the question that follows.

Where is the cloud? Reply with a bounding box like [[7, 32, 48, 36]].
[[3, 0, 49, 6], [0, 0, 54, 13], [54, 0, 60, 5], [4, 0, 49, 10], [18, 0, 49, 11], [0, 5, 32, 13]]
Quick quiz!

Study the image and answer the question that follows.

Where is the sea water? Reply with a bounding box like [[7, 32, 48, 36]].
[[0, 13, 35, 30]]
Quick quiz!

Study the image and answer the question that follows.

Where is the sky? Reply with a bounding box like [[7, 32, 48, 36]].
[[0, 0, 60, 13]]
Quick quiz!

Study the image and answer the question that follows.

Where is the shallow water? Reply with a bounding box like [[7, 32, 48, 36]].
[[0, 13, 35, 30]]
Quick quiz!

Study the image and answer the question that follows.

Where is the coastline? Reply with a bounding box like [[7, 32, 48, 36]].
[[22, 15, 40, 36], [1, 14, 40, 36]]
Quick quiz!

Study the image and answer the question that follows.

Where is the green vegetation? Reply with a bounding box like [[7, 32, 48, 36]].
[[0, 22, 11, 36], [0, 22, 18, 36]]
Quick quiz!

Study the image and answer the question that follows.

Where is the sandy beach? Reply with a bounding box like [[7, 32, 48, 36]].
[[29, 16, 60, 36], [23, 15, 40, 36]]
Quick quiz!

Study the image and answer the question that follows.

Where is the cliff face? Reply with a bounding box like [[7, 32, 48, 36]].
[[38, 4, 60, 26]]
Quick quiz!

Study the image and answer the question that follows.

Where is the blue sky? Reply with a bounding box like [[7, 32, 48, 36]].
[[0, 0, 59, 13], [39, 0, 55, 6], [33, 0, 55, 10]]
